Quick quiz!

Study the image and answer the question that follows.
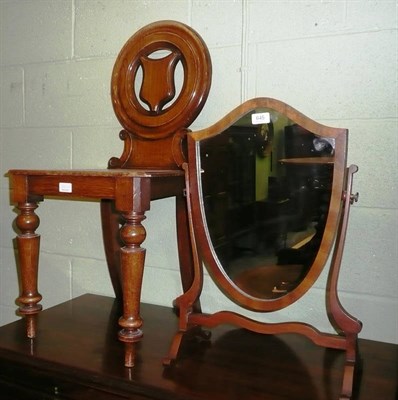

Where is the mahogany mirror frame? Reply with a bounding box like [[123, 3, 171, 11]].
[[165, 98, 362, 400], [188, 97, 348, 311]]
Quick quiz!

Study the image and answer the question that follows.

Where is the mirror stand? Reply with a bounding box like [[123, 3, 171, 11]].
[[164, 99, 362, 400]]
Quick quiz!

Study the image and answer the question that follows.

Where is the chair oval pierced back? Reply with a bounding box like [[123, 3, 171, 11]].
[[108, 21, 212, 169]]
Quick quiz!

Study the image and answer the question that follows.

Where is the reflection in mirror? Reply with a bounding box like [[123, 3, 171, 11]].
[[200, 108, 335, 299]]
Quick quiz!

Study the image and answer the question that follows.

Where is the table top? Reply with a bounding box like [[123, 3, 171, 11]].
[[0, 294, 396, 400]]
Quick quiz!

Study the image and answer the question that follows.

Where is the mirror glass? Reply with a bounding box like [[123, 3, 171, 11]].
[[199, 108, 335, 299]]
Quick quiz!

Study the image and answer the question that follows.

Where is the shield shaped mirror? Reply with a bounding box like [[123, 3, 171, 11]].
[[199, 106, 335, 301], [186, 99, 348, 311], [165, 98, 361, 400]]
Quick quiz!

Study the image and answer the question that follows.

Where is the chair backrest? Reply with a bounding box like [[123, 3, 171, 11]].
[[108, 21, 212, 170]]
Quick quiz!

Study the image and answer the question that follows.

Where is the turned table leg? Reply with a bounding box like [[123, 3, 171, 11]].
[[118, 210, 147, 367], [15, 202, 42, 339]]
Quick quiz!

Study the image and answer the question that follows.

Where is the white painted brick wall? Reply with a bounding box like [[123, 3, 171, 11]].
[[0, 0, 397, 345], [0, 1, 72, 65]]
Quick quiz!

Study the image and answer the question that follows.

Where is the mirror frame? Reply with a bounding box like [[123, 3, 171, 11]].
[[165, 98, 362, 400], [189, 97, 346, 311]]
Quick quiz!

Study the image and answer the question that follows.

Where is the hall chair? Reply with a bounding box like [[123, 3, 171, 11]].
[[8, 21, 212, 367]]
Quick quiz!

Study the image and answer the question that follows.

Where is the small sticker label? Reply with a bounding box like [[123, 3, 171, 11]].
[[251, 112, 271, 125], [59, 182, 72, 193]]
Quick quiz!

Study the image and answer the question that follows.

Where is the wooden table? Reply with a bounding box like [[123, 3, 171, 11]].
[[0, 294, 396, 400]]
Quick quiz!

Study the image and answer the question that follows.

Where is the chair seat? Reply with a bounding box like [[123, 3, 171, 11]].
[[9, 168, 185, 202], [9, 168, 185, 177]]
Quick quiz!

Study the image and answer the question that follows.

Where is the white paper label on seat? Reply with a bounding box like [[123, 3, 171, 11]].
[[251, 112, 271, 125], [59, 182, 72, 193]]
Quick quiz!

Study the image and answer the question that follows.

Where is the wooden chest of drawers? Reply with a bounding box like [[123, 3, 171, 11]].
[[0, 294, 396, 400]]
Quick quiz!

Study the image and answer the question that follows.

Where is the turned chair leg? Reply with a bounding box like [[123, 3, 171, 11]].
[[118, 210, 147, 367], [15, 202, 43, 339]]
